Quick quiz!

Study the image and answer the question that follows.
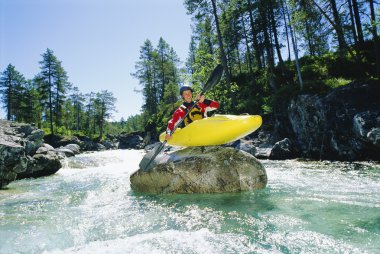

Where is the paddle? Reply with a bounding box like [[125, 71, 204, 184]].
[[139, 64, 224, 171]]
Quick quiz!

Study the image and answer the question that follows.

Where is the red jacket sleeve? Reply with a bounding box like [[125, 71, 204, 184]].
[[166, 107, 185, 134], [198, 99, 219, 112]]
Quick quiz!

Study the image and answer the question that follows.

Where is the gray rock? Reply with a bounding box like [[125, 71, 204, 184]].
[[235, 140, 257, 155], [367, 128, 380, 146], [63, 144, 81, 154], [287, 82, 380, 161], [269, 138, 298, 160], [118, 132, 145, 149], [100, 140, 117, 150], [97, 143, 106, 151], [35, 146, 49, 154], [0, 120, 62, 188], [353, 111, 380, 147], [43, 143, 55, 151], [223, 139, 257, 156], [57, 136, 82, 147], [55, 148, 75, 157], [144, 142, 161, 152], [255, 147, 272, 159], [17, 151, 61, 179], [131, 146, 267, 194]]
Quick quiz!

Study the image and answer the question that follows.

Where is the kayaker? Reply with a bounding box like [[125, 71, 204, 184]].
[[165, 85, 219, 140]]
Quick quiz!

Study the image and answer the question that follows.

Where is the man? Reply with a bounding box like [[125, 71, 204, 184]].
[[165, 86, 219, 140]]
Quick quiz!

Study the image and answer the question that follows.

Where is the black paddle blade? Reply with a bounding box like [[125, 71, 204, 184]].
[[139, 141, 166, 171], [202, 64, 224, 94]]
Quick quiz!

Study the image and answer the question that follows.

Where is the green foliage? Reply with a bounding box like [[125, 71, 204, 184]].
[[3, 0, 380, 142], [323, 77, 352, 89]]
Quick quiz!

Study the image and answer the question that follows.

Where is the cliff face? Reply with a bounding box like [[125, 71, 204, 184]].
[[0, 120, 61, 188], [286, 81, 380, 161]]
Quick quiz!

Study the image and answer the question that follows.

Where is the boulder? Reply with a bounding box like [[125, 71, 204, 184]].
[[55, 148, 76, 157], [16, 151, 61, 179], [287, 81, 380, 161], [62, 144, 81, 154], [118, 132, 145, 149], [131, 146, 267, 194], [0, 120, 62, 188], [269, 138, 298, 160], [224, 139, 257, 156], [56, 136, 82, 147], [353, 111, 380, 147], [100, 140, 117, 150], [75, 135, 101, 151]]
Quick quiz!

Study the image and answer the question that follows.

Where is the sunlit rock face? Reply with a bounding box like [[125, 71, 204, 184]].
[[131, 146, 267, 194], [0, 120, 61, 188]]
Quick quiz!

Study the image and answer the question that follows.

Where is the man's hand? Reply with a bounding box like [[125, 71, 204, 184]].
[[165, 134, 172, 140], [196, 94, 205, 103]]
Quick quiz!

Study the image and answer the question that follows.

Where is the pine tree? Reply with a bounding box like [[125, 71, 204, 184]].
[[38, 48, 59, 134], [95, 90, 117, 139], [54, 61, 71, 128], [132, 39, 157, 115], [0, 64, 27, 121], [70, 86, 85, 132], [20, 80, 41, 124], [84, 92, 96, 137]]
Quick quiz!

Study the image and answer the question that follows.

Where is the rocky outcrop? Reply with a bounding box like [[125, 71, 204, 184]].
[[118, 131, 145, 149], [269, 138, 298, 160], [0, 120, 61, 188], [287, 81, 380, 161], [131, 146, 267, 194]]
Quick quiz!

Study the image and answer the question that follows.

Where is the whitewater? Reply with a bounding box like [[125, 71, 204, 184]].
[[0, 149, 379, 254]]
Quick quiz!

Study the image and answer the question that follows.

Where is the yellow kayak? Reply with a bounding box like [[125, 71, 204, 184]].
[[159, 114, 262, 146]]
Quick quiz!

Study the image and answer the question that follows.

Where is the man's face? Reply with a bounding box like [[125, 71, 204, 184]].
[[182, 90, 193, 103]]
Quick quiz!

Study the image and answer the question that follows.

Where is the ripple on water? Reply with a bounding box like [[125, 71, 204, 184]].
[[0, 150, 379, 254]]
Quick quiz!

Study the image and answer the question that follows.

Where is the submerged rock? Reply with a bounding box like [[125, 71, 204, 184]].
[[130, 146, 267, 194]]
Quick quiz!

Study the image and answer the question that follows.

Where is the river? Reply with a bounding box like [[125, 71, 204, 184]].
[[0, 149, 379, 254]]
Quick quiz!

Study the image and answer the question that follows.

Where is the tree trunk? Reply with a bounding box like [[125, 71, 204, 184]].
[[76, 103, 79, 132], [247, 0, 262, 69], [210, 0, 231, 84], [6, 76, 12, 120], [48, 65, 54, 135], [285, 0, 303, 90], [280, 0, 291, 61], [261, 2, 277, 90], [352, 0, 364, 44], [311, 0, 355, 58], [99, 103, 104, 139], [329, 0, 346, 52], [269, 0, 284, 67], [348, 0, 358, 44], [369, 0, 380, 78], [241, 15, 253, 74]]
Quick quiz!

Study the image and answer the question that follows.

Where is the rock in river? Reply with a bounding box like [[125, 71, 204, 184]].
[[130, 146, 267, 194], [0, 120, 61, 188]]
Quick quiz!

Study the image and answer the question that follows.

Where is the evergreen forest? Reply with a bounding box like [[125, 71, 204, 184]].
[[1, 0, 379, 140]]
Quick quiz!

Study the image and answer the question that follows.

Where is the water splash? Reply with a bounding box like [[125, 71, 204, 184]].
[[1, 150, 379, 253]]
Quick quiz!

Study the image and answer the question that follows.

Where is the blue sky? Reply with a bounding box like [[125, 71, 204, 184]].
[[0, 0, 192, 121]]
